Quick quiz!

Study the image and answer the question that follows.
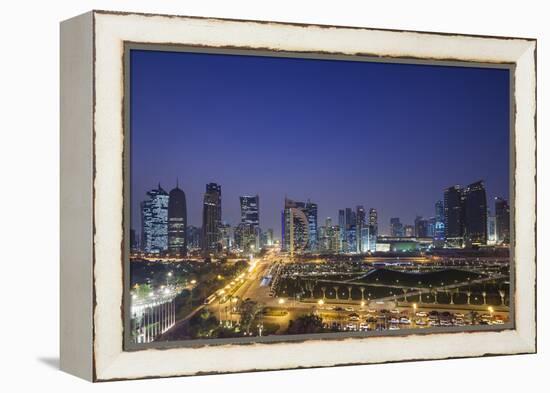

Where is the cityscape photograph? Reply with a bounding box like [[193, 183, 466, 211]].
[[128, 49, 511, 345]]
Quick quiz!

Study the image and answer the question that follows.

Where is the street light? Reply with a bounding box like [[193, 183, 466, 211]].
[[278, 298, 285, 305], [318, 299, 325, 306]]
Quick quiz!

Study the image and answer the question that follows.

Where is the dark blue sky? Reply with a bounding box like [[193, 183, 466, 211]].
[[130, 49, 510, 238]]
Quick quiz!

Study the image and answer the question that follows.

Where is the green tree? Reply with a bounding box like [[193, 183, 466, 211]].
[[286, 314, 324, 335]]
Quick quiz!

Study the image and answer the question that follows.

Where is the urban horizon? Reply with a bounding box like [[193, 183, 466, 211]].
[[132, 178, 510, 251], [128, 48, 511, 345]]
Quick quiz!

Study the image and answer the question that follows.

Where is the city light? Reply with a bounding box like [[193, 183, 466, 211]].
[[278, 298, 285, 305]]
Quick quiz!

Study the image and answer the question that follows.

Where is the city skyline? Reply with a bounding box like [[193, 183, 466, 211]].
[[130, 49, 510, 241], [134, 179, 508, 242]]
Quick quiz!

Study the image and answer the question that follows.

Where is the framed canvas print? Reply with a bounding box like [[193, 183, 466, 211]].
[[60, 10, 537, 381]]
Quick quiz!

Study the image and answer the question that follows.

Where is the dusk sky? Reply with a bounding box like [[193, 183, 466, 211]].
[[130, 49, 510, 238]]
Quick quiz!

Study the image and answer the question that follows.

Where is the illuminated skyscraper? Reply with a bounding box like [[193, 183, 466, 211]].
[[356, 205, 366, 253], [495, 197, 510, 244], [462, 180, 488, 246], [368, 208, 378, 235], [186, 226, 201, 250], [414, 215, 429, 238], [404, 224, 414, 237], [168, 184, 187, 256], [444, 185, 464, 247], [434, 200, 445, 247], [305, 200, 318, 251], [141, 184, 169, 254], [240, 195, 260, 227], [390, 217, 404, 237], [338, 209, 346, 247], [282, 198, 309, 256], [202, 183, 222, 255], [367, 208, 378, 251], [487, 212, 497, 245]]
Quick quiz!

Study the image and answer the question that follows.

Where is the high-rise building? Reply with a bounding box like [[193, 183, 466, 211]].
[[338, 209, 346, 249], [404, 224, 414, 237], [261, 228, 274, 247], [219, 223, 233, 251], [462, 181, 488, 246], [390, 217, 404, 237], [240, 195, 260, 251], [356, 205, 366, 253], [186, 226, 201, 250], [234, 223, 256, 253], [240, 195, 260, 227], [141, 184, 169, 254], [434, 200, 445, 247], [414, 215, 429, 238], [130, 229, 139, 251], [368, 208, 378, 233], [202, 183, 222, 255], [282, 198, 309, 256], [305, 200, 318, 251], [444, 185, 464, 247], [168, 184, 187, 256], [495, 197, 510, 244], [427, 217, 436, 238], [487, 212, 497, 245]]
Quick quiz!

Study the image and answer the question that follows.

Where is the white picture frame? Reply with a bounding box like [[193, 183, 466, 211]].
[[60, 10, 536, 381]]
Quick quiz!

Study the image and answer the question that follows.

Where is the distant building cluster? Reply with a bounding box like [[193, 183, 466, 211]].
[[133, 182, 274, 257], [132, 179, 510, 258]]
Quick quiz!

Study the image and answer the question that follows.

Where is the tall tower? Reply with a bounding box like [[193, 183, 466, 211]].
[[140, 184, 169, 254], [239, 195, 260, 227], [239, 195, 260, 253], [462, 181, 488, 246], [444, 185, 464, 247], [168, 183, 187, 257], [202, 183, 222, 255], [495, 197, 510, 244], [305, 200, 318, 251], [282, 198, 309, 256], [434, 200, 445, 247], [356, 205, 366, 253], [390, 217, 403, 237]]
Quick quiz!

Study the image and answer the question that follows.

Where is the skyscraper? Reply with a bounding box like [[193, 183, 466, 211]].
[[282, 198, 309, 256], [368, 208, 378, 252], [390, 217, 404, 237], [404, 224, 414, 237], [186, 226, 201, 250], [356, 206, 370, 253], [414, 215, 429, 238], [168, 184, 187, 256], [462, 180, 488, 246], [487, 212, 497, 245], [338, 209, 346, 249], [434, 200, 445, 247], [240, 195, 260, 251], [202, 183, 222, 255], [305, 200, 318, 251], [141, 184, 169, 254], [130, 229, 139, 251], [239, 195, 260, 227], [368, 208, 378, 235], [444, 185, 464, 247], [495, 197, 510, 244]]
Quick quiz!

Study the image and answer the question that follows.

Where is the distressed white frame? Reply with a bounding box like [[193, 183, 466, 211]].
[[60, 10, 536, 381]]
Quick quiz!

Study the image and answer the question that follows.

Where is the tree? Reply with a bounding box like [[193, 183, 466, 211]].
[[188, 309, 219, 338], [239, 300, 261, 333], [286, 314, 324, 335]]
